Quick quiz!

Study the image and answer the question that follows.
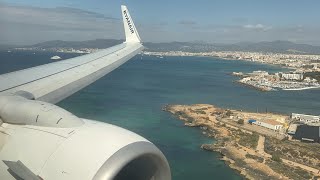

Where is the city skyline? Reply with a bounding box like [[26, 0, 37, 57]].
[[1, 0, 320, 45]]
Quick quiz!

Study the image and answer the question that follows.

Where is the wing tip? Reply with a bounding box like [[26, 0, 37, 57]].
[[121, 5, 141, 43]]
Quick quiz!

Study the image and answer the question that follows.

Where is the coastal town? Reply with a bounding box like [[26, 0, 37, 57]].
[[164, 104, 320, 180], [143, 51, 320, 70], [144, 51, 320, 91], [14, 47, 99, 54]]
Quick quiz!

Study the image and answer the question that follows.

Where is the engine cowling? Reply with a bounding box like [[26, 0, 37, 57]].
[[37, 119, 171, 180], [0, 95, 84, 127], [0, 95, 171, 180]]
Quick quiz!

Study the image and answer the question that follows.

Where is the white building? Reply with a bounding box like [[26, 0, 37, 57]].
[[251, 70, 269, 76], [292, 113, 320, 124], [281, 73, 303, 81], [252, 119, 283, 131]]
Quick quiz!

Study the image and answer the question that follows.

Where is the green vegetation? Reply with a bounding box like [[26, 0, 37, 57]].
[[203, 117, 209, 121], [281, 136, 289, 141], [196, 107, 208, 111], [267, 160, 313, 180], [175, 111, 193, 122], [196, 110, 206, 115], [190, 109, 206, 115], [222, 137, 230, 142], [271, 152, 282, 162], [265, 137, 320, 169], [225, 110, 233, 116], [237, 119, 244, 125], [232, 157, 272, 180], [238, 132, 259, 149], [245, 153, 264, 163]]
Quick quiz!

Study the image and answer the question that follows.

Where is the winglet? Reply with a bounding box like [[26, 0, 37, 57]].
[[121, 5, 141, 43]]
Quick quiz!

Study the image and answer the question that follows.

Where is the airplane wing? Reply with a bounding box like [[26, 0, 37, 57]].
[[0, 6, 142, 104], [0, 5, 171, 180]]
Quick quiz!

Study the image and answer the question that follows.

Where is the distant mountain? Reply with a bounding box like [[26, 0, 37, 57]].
[[233, 41, 320, 54], [143, 41, 217, 52], [23, 39, 320, 54], [145, 40, 320, 54]]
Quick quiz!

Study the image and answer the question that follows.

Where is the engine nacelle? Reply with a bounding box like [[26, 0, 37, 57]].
[[37, 119, 171, 180], [0, 95, 171, 180], [0, 95, 84, 127]]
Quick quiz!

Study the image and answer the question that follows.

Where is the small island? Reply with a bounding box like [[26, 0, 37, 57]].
[[163, 104, 320, 180]]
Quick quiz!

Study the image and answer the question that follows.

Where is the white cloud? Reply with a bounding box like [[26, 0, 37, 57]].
[[0, 4, 123, 45], [243, 24, 272, 31], [1, 3, 320, 45]]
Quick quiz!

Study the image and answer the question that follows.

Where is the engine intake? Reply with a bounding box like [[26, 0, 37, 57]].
[[94, 141, 170, 180]]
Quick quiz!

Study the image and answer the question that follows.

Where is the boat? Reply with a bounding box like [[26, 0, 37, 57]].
[[50, 55, 62, 60]]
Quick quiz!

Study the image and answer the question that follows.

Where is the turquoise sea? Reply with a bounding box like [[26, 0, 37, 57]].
[[1, 51, 320, 179]]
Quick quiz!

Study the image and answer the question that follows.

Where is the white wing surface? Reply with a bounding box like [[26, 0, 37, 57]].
[[0, 6, 143, 104]]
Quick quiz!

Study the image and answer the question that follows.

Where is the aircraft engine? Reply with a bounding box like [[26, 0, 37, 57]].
[[0, 95, 171, 180]]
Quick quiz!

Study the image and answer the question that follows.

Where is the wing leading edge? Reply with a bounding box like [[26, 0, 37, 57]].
[[0, 5, 143, 104]]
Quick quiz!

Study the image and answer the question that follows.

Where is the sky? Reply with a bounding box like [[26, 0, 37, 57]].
[[1, 0, 320, 45]]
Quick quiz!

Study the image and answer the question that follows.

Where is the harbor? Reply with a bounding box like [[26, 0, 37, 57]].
[[232, 70, 320, 91]]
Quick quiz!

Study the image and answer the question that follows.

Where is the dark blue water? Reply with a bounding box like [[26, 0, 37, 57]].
[[1, 50, 320, 179]]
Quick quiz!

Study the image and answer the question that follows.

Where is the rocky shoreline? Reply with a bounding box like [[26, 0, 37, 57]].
[[163, 104, 320, 180], [236, 81, 272, 92]]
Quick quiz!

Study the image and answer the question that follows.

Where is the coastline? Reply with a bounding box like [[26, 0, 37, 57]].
[[282, 86, 320, 91], [143, 50, 319, 72], [237, 80, 320, 92], [147, 52, 320, 92], [163, 104, 320, 180], [236, 81, 273, 92]]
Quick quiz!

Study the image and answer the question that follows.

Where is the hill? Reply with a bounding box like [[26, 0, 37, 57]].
[[14, 39, 320, 54]]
